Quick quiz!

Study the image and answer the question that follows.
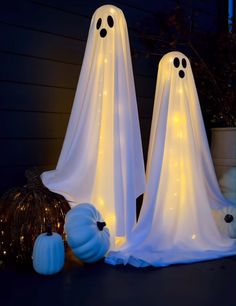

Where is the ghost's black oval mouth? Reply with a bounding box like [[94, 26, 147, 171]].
[[179, 70, 185, 78], [100, 28, 107, 38]]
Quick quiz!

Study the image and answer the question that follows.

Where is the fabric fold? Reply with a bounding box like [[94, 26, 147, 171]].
[[105, 51, 236, 266], [41, 5, 145, 248]]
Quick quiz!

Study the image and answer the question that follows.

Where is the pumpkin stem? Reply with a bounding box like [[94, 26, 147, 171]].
[[97, 221, 106, 231], [46, 224, 53, 236], [224, 214, 234, 223]]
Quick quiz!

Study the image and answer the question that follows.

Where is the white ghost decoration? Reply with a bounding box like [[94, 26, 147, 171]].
[[106, 51, 236, 266], [41, 5, 145, 248]]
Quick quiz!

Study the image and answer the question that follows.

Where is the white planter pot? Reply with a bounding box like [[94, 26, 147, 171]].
[[211, 127, 236, 203]]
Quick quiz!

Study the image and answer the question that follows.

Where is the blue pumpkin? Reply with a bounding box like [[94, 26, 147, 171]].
[[32, 226, 65, 275], [65, 203, 110, 263]]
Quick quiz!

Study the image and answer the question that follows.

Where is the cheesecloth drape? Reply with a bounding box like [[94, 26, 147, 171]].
[[105, 51, 236, 265], [41, 5, 145, 248]]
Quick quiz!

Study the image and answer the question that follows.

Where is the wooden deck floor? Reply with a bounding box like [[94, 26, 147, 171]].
[[0, 253, 236, 306]]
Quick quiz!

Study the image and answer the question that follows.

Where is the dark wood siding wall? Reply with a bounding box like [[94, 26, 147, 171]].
[[0, 0, 222, 193]]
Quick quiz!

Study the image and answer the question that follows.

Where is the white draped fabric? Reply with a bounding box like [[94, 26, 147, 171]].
[[41, 5, 145, 248], [105, 51, 236, 266]]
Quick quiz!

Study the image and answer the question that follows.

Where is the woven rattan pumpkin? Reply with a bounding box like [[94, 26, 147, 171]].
[[0, 168, 70, 264]]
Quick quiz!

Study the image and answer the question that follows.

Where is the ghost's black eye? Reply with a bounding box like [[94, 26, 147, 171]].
[[182, 58, 187, 68], [174, 57, 180, 68], [179, 70, 185, 78], [96, 18, 102, 30], [107, 15, 114, 28]]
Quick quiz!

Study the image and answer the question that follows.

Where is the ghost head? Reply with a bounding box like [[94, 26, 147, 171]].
[[94, 7, 115, 38], [82, 5, 133, 86], [90, 5, 126, 40], [158, 51, 191, 83], [172, 55, 188, 78]]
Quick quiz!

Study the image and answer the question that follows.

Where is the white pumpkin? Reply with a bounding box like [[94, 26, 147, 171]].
[[64, 203, 110, 262], [212, 206, 236, 238], [219, 168, 236, 203]]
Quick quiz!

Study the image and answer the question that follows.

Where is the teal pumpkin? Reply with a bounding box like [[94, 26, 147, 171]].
[[65, 203, 110, 263], [32, 226, 65, 275]]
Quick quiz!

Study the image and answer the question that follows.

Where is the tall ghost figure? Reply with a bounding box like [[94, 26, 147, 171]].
[[41, 5, 145, 247], [106, 51, 236, 266]]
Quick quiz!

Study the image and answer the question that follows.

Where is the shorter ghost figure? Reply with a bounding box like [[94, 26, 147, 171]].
[[41, 5, 145, 249], [106, 51, 236, 267]]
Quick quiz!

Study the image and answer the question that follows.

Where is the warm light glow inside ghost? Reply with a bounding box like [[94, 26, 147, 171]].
[[41, 5, 145, 250], [105, 51, 236, 267]]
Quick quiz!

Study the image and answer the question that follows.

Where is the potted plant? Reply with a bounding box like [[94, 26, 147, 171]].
[[188, 30, 236, 203], [206, 31, 236, 203]]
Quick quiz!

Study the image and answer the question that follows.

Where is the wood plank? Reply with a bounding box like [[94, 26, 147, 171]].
[[28, 0, 154, 31], [0, 52, 80, 88], [0, 51, 155, 89], [0, 50, 156, 81], [0, 82, 74, 113], [0, 138, 63, 167], [0, 23, 157, 78], [0, 81, 153, 117], [0, 0, 166, 53], [0, 23, 86, 65], [0, 164, 56, 194], [29, 0, 218, 38], [0, 1, 91, 41], [0, 108, 151, 139], [0, 110, 69, 138], [0, 106, 151, 140], [0, 129, 150, 168], [0, 19, 161, 58]]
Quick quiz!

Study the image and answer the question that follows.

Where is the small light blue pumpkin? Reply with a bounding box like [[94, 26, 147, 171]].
[[65, 203, 110, 263], [32, 226, 65, 275]]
